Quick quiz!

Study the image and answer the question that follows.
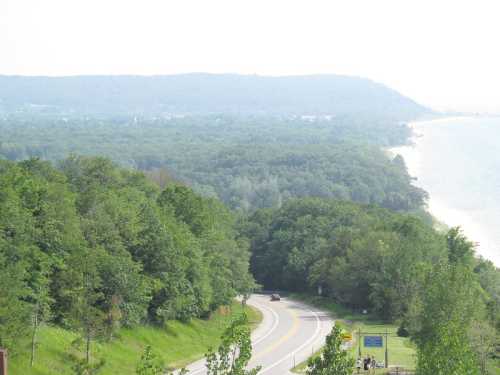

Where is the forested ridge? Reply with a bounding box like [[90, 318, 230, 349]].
[[0, 74, 427, 118]]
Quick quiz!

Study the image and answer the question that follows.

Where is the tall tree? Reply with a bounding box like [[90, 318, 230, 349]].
[[0, 252, 30, 351], [306, 326, 354, 375], [0, 163, 32, 352], [26, 248, 53, 366], [414, 263, 481, 375], [205, 314, 260, 375], [65, 247, 105, 365]]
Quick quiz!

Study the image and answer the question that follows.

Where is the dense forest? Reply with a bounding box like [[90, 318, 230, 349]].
[[2, 156, 498, 372], [239, 198, 500, 373], [0, 157, 255, 366], [0, 114, 427, 213]]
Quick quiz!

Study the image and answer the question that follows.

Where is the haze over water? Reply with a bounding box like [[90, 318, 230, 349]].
[[392, 117, 500, 266]]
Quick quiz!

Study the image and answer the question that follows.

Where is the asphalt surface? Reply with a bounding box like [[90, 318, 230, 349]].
[[181, 294, 333, 375]]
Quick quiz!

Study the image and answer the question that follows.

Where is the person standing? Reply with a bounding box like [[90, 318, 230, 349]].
[[371, 356, 376, 374]]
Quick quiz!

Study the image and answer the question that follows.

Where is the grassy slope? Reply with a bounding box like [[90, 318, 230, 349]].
[[291, 294, 416, 374], [10, 302, 262, 375]]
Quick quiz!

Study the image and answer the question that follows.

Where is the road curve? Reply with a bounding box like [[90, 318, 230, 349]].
[[181, 294, 333, 375]]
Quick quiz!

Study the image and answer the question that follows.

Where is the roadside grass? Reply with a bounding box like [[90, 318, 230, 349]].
[[488, 360, 500, 375], [9, 301, 262, 375], [290, 294, 416, 374]]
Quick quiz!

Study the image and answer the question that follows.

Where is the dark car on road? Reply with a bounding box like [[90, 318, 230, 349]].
[[270, 294, 281, 301]]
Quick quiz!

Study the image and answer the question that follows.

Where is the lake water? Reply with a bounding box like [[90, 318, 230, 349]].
[[391, 116, 500, 266]]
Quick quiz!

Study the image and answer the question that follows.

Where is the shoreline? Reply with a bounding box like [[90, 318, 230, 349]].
[[388, 117, 499, 265]]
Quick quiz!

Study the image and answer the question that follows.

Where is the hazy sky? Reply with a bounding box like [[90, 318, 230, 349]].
[[1, 0, 499, 112]]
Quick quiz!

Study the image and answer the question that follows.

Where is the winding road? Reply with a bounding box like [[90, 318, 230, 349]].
[[182, 294, 333, 375]]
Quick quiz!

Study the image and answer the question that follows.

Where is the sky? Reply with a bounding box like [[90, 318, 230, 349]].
[[1, 0, 499, 113]]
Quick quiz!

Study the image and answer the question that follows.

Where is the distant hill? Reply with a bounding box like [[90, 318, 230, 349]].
[[0, 73, 428, 118]]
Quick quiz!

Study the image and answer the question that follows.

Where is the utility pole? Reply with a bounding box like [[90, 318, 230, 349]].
[[358, 328, 361, 357], [385, 329, 389, 368]]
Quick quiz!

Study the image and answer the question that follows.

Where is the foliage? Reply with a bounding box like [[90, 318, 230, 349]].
[[1, 100, 499, 375], [70, 356, 105, 375], [306, 325, 354, 375], [136, 346, 164, 375], [240, 198, 446, 320], [414, 263, 481, 375], [468, 320, 498, 375], [205, 314, 261, 375], [0, 114, 426, 212], [8, 302, 261, 375], [0, 157, 255, 360], [289, 294, 417, 371], [0, 253, 30, 350], [242, 199, 500, 372], [411, 230, 485, 374]]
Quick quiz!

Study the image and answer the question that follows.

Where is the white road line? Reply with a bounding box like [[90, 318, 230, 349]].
[[249, 300, 280, 346], [187, 298, 280, 375], [258, 305, 322, 374]]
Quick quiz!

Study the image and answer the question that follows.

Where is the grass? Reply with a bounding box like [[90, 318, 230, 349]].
[[290, 294, 416, 374], [9, 301, 262, 375]]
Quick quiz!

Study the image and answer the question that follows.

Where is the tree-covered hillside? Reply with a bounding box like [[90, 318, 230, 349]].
[[0, 157, 255, 364], [0, 74, 428, 118]]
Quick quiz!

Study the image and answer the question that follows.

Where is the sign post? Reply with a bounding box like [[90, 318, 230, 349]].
[[0, 348, 7, 375], [357, 330, 391, 367], [358, 329, 361, 357], [385, 329, 389, 368]]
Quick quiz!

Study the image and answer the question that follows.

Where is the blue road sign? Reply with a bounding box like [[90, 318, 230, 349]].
[[364, 336, 383, 347]]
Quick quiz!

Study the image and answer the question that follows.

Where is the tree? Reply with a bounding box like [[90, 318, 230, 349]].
[[205, 314, 260, 375], [0, 252, 30, 352], [65, 247, 105, 365], [468, 320, 497, 375], [0, 163, 32, 352], [306, 325, 354, 375], [447, 227, 475, 266], [26, 248, 53, 366], [135, 345, 188, 375], [136, 345, 164, 375], [414, 264, 481, 375]]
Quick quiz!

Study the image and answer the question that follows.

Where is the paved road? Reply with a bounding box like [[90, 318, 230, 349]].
[[181, 294, 333, 375]]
